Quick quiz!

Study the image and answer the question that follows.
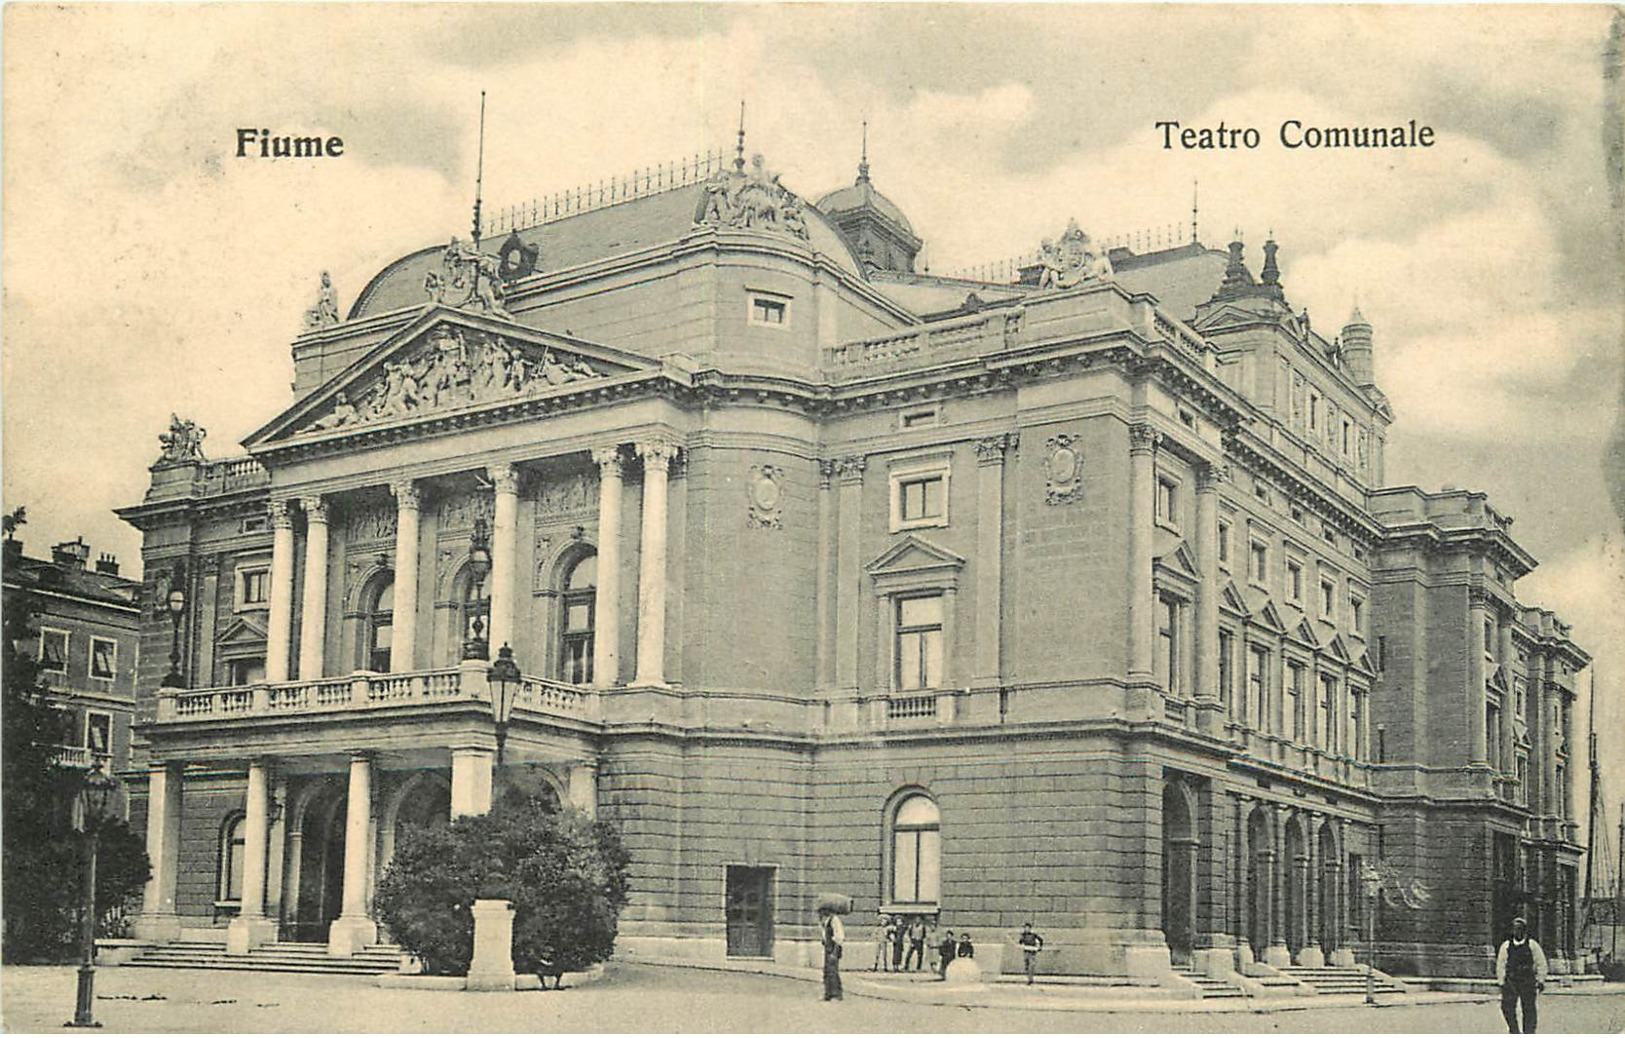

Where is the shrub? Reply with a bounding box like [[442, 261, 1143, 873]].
[[373, 795, 630, 977]]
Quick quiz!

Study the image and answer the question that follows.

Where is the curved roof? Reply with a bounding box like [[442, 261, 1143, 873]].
[[350, 182, 865, 320], [816, 176, 915, 237]]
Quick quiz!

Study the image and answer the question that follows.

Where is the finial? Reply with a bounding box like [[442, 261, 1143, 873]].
[[735, 100, 747, 173], [857, 119, 870, 184], [471, 91, 487, 245]]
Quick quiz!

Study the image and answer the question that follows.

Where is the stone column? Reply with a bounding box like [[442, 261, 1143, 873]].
[[1263, 804, 1290, 966], [1467, 588, 1490, 765], [450, 747, 495, 818], [1499, 614, 1516, 777], [488, 464, 520, 659], [814, 460, 836, 692], [328, 754, 378, 956], [1127, 424, 1160, 678], [389, 480, 421, 672], [567, 762, 598, 819], [835, 456, 865, 693], [135, 762, 183, 940], [591, 447, 624, 687], [266, 500, 296, 683], [973, 435, 1011, 688], [1235, 794, 1254, 965], [633, 441, 676, 686], [1194, 464, 1224, 733], [297, 497, 330, 680], [227, 760, 277, 954]]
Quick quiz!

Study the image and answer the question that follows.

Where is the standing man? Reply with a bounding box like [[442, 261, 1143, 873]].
[[936, 929, 957, 979], [1017, 922, 1045, 985], [1495, 917, 1548, 1033], [890, 913, 907, 972], [819, 906, 845, 1001], [872, 913, 891, 972], [904, 915, 928, 972]]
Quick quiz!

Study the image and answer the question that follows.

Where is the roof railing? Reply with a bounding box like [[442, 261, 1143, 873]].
[[486, 148, 729, 237]]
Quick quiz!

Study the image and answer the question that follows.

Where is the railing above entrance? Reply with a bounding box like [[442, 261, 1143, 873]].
[[151, 667, 595, 725]]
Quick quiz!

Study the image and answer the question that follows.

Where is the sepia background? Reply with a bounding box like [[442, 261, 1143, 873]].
[[4, 4, 1623, 811]]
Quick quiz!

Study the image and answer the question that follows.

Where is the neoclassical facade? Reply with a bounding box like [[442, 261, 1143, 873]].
[[118, 145, 1588, 981]]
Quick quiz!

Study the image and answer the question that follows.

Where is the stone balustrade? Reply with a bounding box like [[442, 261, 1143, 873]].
[[153, 668, 594, 724]]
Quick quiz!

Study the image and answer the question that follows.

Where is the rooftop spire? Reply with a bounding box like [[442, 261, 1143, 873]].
[[857, 119, 870, 184], [1191, 180, 1199, 244], [472, 91, 487, 245], [734, 100, 747, 173]]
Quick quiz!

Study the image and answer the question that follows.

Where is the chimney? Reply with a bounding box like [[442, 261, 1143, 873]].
[[51, 537, 91, 570], [95, 552, 120, 576]]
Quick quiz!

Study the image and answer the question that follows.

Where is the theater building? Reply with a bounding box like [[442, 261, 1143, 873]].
[[117, 143, 1587, 982]]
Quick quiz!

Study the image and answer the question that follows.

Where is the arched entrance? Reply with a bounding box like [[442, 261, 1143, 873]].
[[1161, 782, 1198, 965], [1247, 807, 1271, 959], [1318, 823, 1340, 957], [291, 784, 347, 943], [1284, 816, 1307, 961]]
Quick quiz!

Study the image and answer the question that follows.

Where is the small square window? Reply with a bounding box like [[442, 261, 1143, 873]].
[[39, 629, 68, 674], [900, 407, 940, 430], [237, 565, 270, 610], [90, 637, 117, 680], [1290, 505, 1305, 524], [750, 296, 788, 326], [1322, 521, 1337, 545], [900, 476, 945, 523], [240, 515, 269, 534]]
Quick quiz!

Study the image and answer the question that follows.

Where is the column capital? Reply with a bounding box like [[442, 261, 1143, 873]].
[[974, 432, 1016, 466], [488, 463, 520, 496], [592, 445, 625, 474], [1128, 423, 1162, 457], [299, 496, 329, 524], [269, 499, 296, 529], [1468, 585, 1494, 610], [837, 455, 867, 484], [1196, 462, 1229, 493], [819, 459, 838, 490], [389, 479, 422, 511], [634, 439, 679, 469]]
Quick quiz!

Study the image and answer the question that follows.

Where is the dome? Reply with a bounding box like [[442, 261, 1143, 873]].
[[816, 176, 915, 237]]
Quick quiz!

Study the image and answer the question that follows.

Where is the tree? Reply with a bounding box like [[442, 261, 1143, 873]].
[[373, 794, 631, 977], [1, 580, 150, 962]]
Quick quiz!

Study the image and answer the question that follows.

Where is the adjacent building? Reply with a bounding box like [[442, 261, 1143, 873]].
[[115, 142, 1588, 980]]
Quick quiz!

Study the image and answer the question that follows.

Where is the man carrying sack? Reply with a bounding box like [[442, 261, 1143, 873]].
[[815, 893, 850, 1002]]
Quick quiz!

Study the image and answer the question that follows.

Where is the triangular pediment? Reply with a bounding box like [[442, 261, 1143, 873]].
[[246, 308, 658, 448], [1488, 662, 1510, 693], [1288, 617, 1321, 649], [1155, 540, 1201, 580], [215, 616, 267, 647], [1325, 633, 1354, 664], [1218, 580, 1250, 617], [866, 535, 968, 579], [1353, 649, 1377, 678], [1251, 600, 1288, 635]]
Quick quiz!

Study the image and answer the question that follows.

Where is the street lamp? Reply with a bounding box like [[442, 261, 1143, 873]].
[[462, 518, 492, 661], [67, 759, 118, 1029], [160, 561, 187, 688], [487, 644, 521, 771]]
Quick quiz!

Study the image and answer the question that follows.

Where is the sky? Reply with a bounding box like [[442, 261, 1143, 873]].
[[4, 5, 1624, 834]]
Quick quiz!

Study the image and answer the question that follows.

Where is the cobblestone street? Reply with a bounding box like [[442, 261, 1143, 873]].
[[5, 963, 1624, 1034]]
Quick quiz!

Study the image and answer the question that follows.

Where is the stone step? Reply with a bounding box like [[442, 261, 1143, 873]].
[[1169, 965, 1248, 999], [125, 940, 403, 976]]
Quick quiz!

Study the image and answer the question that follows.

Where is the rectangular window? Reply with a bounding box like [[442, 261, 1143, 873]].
[[1287, 662, 1306, 741], [1484, 618, 1496, 659], [1247, 646, 1270, 729], [1488, 704, 1502, 770], [1217, 520, 1231, 567], [89, 637, 117, 680], [240, 514, 269, 534], [1352, 689, 1366, 761], [239, 568, 269, 608], [899, 476, 944, 523], [1322, 522, 1336, 546], [1157, 595, 1183, 696], [893, 828, 941, 904], [1290, 504, 1305, 525], [1155, 477, 1179, 528], [1320, 578, 1336, 619], [228, 658, 266, 686], [1286, 560, 1304, 604], [895, 595, 944, 692], [1350, 595, 1365, 634], [749, 296, 787, 326], [890, 458, 952, 531], [1342, 419, 1353, 454], [38, 629, 68, 674], [1321, 676, 1340, 753], [84, 710, 112, 756], [1218, 630, 1235, 710], [1308, 392, 1320, 431], [1250, 542, 1269, 585], [1516, 756, 1528, 805], [899, 407, 939, 430]]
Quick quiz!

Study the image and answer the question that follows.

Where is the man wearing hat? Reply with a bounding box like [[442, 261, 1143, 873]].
[[1495, 917, 1548, 1033], [818, 905, 845, 1001]]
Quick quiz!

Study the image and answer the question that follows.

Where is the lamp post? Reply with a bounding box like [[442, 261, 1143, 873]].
[[160, 561, 186, 688], [462, 518, 493, 661], [1362, 862, 1379, 1007], [487, 644, 520, 771], [67, 758, 118, 1029]]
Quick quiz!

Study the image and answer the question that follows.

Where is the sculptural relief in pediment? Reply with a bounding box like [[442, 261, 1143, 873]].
[[1035, 219, 1113, 291], [297, 326, 609, 435], [696, 153, 810, 241]]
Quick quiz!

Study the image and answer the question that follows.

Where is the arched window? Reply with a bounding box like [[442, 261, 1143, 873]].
[[559, 553, 597, 684], [888, 793, 941, 907], [363, 574, 394, 672], [218, 812, 246, 903]]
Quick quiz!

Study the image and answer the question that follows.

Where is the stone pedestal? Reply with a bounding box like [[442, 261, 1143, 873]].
[[133, 913, 182, 942], [226, 914, 277, 955], [1263, 943, 1292, 967], [466, 899, 517, 991], [1330, 947, 1357, 967], [943, 957, 983, 987], [328, 915, 378, 957], [1297, 946, 1325, 967], [1192, 946, 1239, 978]]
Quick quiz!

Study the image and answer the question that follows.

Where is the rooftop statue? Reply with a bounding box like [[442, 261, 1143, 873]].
[[156, 414, 207, 464], [1036, 219, 1113, 290], [302, 270, 342, 331], [424, 237, 514, 319], [697, 153, 811, 241]]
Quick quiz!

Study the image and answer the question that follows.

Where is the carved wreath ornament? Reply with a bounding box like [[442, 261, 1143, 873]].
[[1044, 434, 1083, 505], [747, 465, 784, 529]]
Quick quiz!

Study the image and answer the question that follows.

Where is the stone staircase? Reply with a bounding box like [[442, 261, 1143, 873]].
[[125, 940, 404, 976], [1169, 964, 1247, 999], [1280, 963, 1406, 996]]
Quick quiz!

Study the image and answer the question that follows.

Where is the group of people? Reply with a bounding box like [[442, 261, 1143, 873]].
[[869, 914, 934, 973]]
